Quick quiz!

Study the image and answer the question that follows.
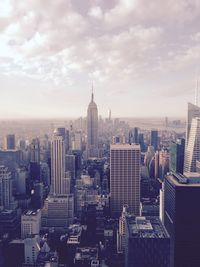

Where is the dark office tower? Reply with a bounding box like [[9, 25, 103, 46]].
[[110, 144, 140, 217], [150, 130, 158, 151], [170, 138, 185, 174], [164, 173, 200, 267], [30, 139, 41, 181], [87, 91, 98, 158], [129, 128, 139, 144], [0, 166, 16, 209], [56, 127, 66, 140], [138, 133, 145, 152], [65, 129, 70, 152], [30, 138, 40, 163], [5, 134, 15, 150], [186, 102, 200, 144], [125, 215, 170, 267]]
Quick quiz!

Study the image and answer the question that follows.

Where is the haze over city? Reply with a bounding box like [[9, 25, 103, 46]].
[[0, 0, 200, 118]]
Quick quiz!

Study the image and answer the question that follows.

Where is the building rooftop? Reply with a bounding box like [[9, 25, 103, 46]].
[[126, 216, 169, 239], [67, 224, 83, 244], [23, 209, 40, 216], [75, 247, 98, 262], [167, 172, 200, 187], [110, 143, 140, 150]]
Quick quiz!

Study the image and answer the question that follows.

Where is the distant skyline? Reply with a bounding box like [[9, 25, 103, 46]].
[[0, 0, 200, 118]]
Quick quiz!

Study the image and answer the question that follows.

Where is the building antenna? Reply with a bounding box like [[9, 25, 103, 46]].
[[91, 80, 94, 101], [195, 78, 199, 106]]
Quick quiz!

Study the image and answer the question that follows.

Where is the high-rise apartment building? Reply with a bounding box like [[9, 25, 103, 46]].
[[164, 172, 200, 267], [110, 144, 140, 217], [87, 91, 98, 158], [184, 117, 200, 172]]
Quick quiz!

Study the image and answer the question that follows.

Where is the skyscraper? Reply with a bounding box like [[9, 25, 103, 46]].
[[5, 134, 15, 150], [150, 130, 158, 151], [30, 138, 41, 181], [164, 172, 200, 267], [87, 91, 98, 158], [129, 127, 139, 144], [186, 102, 200, 144], [0, 166, 16, 210], [51, 128, 69, 196], [41, 128, 74, 230], [110, 144, 140, 217], [170, 138, 185, 174], [30, 138, 40, 163], [184, 117, 200, 172]]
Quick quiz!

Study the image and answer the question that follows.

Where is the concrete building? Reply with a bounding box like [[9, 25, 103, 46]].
[[72, 131, 82, 151], [41, 195, 74, 230], [117, 205, 129, 253], [110, 144, 141, 217], [0, 165, 16, 210], [21, 209, 41, 239]]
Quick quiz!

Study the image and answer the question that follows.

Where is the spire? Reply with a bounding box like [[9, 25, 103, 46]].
[[195, 78, 199, 106], [91, 80, 94, 102]]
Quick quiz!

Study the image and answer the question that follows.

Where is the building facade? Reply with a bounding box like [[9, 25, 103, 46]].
[[110, 144, 140, 217]]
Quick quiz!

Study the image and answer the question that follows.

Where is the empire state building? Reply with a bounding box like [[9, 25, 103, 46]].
[[87, 91, 98, 158]]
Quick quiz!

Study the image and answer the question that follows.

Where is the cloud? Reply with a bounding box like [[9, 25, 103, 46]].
[[0, 0, 200, 117], [88, 6, 103, 19]]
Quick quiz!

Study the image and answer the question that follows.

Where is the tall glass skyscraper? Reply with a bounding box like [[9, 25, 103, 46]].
[[186, 102, 200, 144], [87, 91, 98, 158], [184, 117, 200, 172]]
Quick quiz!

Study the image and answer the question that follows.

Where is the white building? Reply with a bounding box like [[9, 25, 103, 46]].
[[21, 209, 41, 239]]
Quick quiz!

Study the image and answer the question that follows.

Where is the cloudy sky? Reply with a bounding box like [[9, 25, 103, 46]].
[[0, 0, 200, 119]]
